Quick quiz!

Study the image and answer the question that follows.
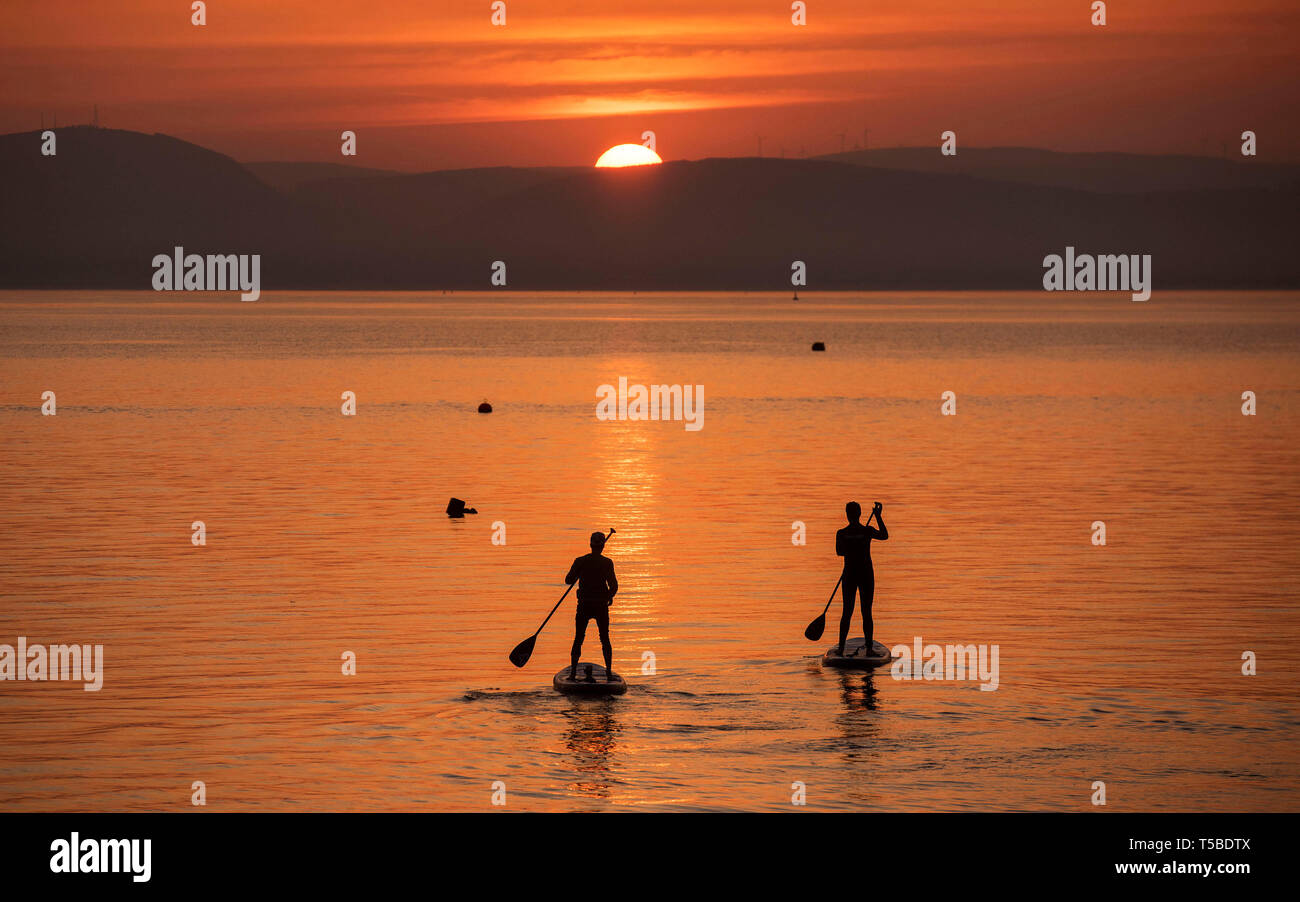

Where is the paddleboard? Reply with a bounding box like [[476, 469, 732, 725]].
[[822, 638, 893, 669], [553, 663, 627, 696]]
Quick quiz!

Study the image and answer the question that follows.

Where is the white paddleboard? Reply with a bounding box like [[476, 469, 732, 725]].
[[553, 663, 627, 696], [823, 638, 892, 669]]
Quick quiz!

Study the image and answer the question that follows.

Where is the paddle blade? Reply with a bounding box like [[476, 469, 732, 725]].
[[509, 635, 536, 668], [804, 615, 826, 642]]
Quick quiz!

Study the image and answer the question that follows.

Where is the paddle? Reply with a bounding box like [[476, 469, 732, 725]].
[[803, 573, 843, 642], [804, 504, 881, 641], [508, 528, 615, 668]]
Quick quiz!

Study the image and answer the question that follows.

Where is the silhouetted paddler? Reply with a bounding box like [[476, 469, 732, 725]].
[[835, 501, 887, 656], [565, 531, 618, 681]]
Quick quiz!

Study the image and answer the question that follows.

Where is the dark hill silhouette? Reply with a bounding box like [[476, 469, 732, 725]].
[[244, 161, 399, 192], [1, 128, 1295, 290], [432, 156, 1296, 289], [0, 127, 324, 286], [816, 146, 1300, 194], [289, 165, 585, 235]]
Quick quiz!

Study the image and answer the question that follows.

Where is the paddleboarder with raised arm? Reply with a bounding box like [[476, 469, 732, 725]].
[[835, 501, 888, 657], [565, 531, 618, 682]]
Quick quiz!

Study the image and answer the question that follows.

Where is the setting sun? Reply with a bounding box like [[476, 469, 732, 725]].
[[595, 144, 663, 168]]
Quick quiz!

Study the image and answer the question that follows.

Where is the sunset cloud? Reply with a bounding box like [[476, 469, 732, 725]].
[[2, 0, 1296, 168]]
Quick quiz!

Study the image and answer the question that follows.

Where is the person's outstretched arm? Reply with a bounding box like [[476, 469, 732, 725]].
[[871, 507, 888, 540], [565, 557, 582, 585]]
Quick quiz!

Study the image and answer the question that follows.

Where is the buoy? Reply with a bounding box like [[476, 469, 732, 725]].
[[477, 401, 492, 413], [446, 497, 478, 518], [811, 342, 825, 351]]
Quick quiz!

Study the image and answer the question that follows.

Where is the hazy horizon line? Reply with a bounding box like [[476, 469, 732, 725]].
[[7, 124, 1288, 176]]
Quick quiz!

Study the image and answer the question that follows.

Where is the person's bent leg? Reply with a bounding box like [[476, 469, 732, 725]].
[[838, 573, 857, 655], [863, 571, 875, 649], [571, 610, 589, 679], [597, 606, 613, 680]]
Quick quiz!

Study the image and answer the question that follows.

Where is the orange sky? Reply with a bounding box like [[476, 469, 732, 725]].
[[2, 0, 1297, 169]]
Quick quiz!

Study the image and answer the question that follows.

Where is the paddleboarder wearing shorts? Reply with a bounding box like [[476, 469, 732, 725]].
[[566, 531, 618, 682], [835, 501, 888, 657]]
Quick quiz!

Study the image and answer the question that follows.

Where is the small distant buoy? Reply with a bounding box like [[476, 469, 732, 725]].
[[811, 342, 825, 351], [477, 401, 493, 413]]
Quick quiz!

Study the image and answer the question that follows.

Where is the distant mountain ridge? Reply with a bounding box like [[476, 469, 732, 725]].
[[815, 146, 1300, 194], [1, 127, 1295, 290], [243, 161, 399, 192]]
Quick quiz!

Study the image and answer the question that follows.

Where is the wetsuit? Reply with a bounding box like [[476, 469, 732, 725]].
[[566, 552, 617, 668], [835, 521, 885, 649]]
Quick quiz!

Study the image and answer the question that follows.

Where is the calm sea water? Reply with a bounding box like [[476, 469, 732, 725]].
[[0, 290, 1297, 812]]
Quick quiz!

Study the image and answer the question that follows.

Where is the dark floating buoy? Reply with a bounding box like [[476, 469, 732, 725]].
[[446, 497, 478, 518], [811, 341, 826, 351], [477, 401, 493, 413], [792, 290, 799, 301]]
